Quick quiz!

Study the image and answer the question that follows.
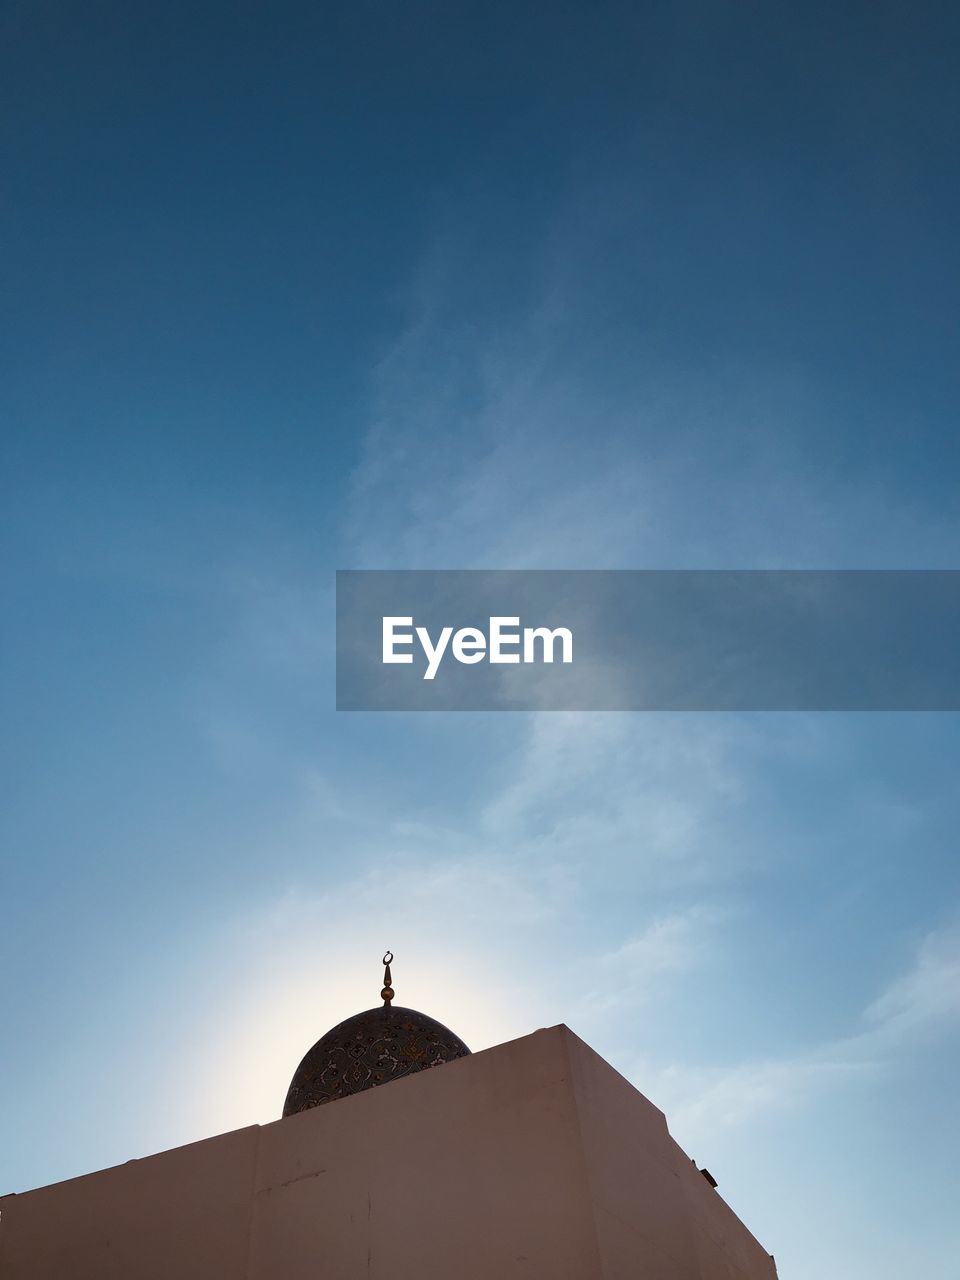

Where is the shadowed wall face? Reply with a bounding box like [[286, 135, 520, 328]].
[[0, 1027, 777, 1280]]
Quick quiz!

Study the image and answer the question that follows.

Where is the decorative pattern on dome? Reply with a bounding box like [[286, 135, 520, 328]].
[[282, 1005, 471, 1115], [282, 955, 471, 1116]]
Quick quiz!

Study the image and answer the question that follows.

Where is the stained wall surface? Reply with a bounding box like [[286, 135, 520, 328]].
[[0, 1026, 777, 1280]]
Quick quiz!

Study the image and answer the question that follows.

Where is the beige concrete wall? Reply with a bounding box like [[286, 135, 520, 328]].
[[0, 1026, 777, 1280], [0, 1124, 260, 1280], [246, 1026, 599, 1280], [564, 1030, 777, 1280]]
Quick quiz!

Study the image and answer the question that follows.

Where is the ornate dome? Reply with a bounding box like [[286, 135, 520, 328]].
[[282, 954, 471, 1117]]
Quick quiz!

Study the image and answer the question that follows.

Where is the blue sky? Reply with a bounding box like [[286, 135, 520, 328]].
[[2, 3, 959, 1275]]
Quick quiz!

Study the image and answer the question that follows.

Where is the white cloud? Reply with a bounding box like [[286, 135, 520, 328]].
[[861, 922, 960, 1045], [652, 1054, 871, 1136], [342, 210, 960, 575], [626, 920, 960, 1147], [479, 711, 753, 889], [569, 906, 720, 1018]]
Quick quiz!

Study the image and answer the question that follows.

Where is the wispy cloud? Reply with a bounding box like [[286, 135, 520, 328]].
[[342, 205, 960, 575], [656, 1054, 871, 1135], [480, 711, 749, 883], [860, 922, 960, 1045], [635, 920, 960, 1144], [570, 906, 721, 1018]]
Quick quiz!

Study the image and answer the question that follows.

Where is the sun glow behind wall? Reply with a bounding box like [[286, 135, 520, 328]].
[[174, 892, 538, 1138]]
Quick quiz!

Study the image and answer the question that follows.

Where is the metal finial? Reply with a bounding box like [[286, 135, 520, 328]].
[[381, 951, 394, 1005]]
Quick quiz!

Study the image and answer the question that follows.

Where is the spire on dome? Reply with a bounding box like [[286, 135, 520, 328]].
[[381, 951, 395, 1005]]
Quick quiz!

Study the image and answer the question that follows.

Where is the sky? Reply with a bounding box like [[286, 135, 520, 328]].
[[2, 3, 959, 1275]]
